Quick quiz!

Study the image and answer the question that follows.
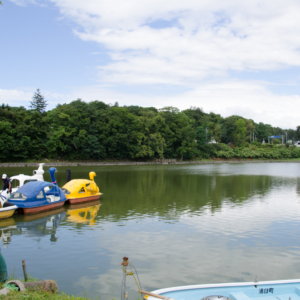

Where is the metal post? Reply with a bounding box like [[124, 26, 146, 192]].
[[121, 257, 129, 300], [66, 170, 71, 183], [22, 260, 28, 282]]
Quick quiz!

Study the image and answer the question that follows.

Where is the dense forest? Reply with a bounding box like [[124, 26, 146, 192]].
[[0, 96, 300, 162]]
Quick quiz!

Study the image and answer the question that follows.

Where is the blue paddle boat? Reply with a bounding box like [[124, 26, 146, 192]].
[[145, 279, 300, 300], [8, 168, 66, 215]]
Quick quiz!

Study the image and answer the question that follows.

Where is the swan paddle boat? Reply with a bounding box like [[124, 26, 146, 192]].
[[145, 279, 300, 300], [62, 172, 102, 204], [0, 194, 18, 220], [1, 163, 45, 200], [8, 168, 66, 215]]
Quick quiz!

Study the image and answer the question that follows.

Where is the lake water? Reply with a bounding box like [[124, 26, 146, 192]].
[[1, 163, 300, 300]]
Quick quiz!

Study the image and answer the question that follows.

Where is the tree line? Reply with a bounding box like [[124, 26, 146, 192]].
[[0, 92, 299, 162]]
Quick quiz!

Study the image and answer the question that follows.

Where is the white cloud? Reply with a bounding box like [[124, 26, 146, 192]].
[[0, 88, 69, 109], [44, 0, 300, 86], [0, 89, 32, 107], [8, 0, 42, 7], [67, 79, 299, 128], [2, 77, 299, 128], [5, 0, 300, 128]]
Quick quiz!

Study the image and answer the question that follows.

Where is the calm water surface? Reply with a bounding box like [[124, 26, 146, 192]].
[[1, 163, 300, 299]]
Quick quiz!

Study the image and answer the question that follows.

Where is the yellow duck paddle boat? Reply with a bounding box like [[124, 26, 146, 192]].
[[62, 172, 102, 204]]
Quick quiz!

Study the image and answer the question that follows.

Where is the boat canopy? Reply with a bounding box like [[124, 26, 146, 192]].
[[15, 181, 55, 198]]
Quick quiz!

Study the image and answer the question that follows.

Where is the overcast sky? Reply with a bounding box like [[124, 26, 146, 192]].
[[0, 0, 300, 129]]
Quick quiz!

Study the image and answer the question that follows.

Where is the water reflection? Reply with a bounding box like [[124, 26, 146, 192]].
[[0, 224, 16, 247], [0, 201, 102, 247], [16, 208, 66, 242], [0, 208, 67, 245], [297, 178, 300, 196], [0, 164, 299, 300], [100, 173, 277, 221], [66, 201, 101, 225]]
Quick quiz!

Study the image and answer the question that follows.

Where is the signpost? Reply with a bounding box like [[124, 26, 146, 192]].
[[268, 135, 286, 144]]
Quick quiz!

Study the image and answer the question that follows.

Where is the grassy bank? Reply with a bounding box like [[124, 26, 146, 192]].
[[0, 280, 93, 300]]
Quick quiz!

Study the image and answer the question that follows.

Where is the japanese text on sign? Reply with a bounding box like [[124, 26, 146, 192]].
[[259, 288, 274, 294]]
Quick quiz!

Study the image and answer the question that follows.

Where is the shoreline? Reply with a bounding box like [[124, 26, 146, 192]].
[[0, 159, 299, 167]]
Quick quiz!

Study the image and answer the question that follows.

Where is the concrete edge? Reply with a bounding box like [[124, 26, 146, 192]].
[[0, 160, 299, 167]]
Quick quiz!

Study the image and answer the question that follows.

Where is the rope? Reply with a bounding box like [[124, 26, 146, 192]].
[[122, 262, 144, 300]]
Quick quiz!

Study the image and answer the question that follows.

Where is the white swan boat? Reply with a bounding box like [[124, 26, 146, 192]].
[[1, 164, 45, 200]]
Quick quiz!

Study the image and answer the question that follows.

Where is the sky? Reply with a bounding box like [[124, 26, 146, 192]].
[[0, 0, 300, 129]]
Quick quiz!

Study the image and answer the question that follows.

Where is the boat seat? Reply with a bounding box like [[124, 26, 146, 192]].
[[229, 292, 252, 300], [3, 202, 15, 208], [45, 187, 60, 197]]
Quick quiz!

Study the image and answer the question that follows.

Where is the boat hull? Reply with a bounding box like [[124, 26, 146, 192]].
[[22, 201, 66, 215], [68, 194, 101, 204], [0, 207, 16, 219], [148, 279, 300, 300]]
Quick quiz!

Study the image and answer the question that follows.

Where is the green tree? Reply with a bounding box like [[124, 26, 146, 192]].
[[222, 116, 240, 144], [96, 106, 137, 159], [201, 112, 222, 142], [182, 106, 206, 128], [177, 125, 198, 160], [196, 126, 208, 145], [235, 119, 247, 146], [245, 119, 256, 143], [30, 89, 47, 113], [296, 126, 300, 140], [133, 111, 166, 158], [47, 99, 107, 159], [159, 107, 198, 159]]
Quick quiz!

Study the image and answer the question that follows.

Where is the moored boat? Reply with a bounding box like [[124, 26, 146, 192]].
[[62, 172, 102, 204], [8, 168, 66, 215], [146, 279, 300, 300], [0, 194, 18, 220], [1, 163, 45, 200]]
